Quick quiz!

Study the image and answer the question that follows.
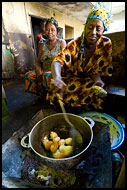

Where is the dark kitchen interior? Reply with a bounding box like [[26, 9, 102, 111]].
[[2, 2, 125, 188]]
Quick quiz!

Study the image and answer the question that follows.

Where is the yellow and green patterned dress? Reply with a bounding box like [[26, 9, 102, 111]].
[[46, 36, 113, 110]]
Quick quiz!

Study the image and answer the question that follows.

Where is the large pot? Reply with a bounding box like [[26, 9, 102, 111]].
[[21, 113, 95, 170]]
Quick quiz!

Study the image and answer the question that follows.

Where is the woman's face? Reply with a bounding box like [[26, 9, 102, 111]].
[[85, 18, 104, 45], [45, 23, 57, 41]]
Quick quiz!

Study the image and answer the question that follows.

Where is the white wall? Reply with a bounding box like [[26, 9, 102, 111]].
[[105, 10, 125, 34]]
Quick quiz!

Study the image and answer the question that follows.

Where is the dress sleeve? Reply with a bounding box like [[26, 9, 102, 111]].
[[53, 40, 76, 67], [85, 37, 113, 77], [101, 38, 113, 77]]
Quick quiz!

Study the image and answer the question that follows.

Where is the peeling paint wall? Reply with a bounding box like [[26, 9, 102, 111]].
[[2, 2, 84, 76], [2, 21, 15, 79], [2, 42, 15, 79]]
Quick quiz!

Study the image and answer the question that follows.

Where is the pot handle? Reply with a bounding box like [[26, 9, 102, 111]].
[[83, 117, 95, 128], [20, 133, 31, 148]]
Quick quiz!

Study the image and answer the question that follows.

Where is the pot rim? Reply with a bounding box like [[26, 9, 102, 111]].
[[29, 113, 93, 161]]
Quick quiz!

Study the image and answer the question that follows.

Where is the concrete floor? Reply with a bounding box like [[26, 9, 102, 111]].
[[2, 78, 56, 144], [2, 78, 126, 156]]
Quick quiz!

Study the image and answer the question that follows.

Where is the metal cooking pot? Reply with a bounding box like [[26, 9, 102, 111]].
[[21, 113, 95, 170]]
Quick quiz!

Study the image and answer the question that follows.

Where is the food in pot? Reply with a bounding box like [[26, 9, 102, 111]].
[[50, 131, 58, 139], [42, 137, 53, 151], [41, 131, 73, 158], [50, 142, 59, 153], [53, 149, 65, 159], [59, 139, 65, 146], [53, 136, 60, 143], [59, 144, 73, 156], [65, 138, 72, 145]]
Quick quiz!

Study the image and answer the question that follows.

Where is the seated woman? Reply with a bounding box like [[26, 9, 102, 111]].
[[46, 8, 113, 110], [24, 17, 66, 98]]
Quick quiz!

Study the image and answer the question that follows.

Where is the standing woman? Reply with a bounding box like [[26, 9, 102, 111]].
[[24, 17, 66, 97], [47, 8, 113, 110]]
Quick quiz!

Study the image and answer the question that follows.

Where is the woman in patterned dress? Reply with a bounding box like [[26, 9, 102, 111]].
[[46, 8, 113, 110], [24, 17, 66, 97]]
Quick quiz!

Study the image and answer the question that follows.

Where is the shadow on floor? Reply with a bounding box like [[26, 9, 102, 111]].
[[2, 78, 56, 144]]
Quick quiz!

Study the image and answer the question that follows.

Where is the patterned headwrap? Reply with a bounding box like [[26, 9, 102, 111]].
[[86, 8, 111, 31], [81, 8, 111, 57], [46, 17, 58, 29]]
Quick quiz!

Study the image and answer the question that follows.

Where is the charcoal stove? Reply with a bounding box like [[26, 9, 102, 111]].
[[2, 109, 113, 188]]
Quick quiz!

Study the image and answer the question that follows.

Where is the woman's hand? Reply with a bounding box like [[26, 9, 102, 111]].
[[52, 77, 67, 99], [92, 75, 105, 87], [52, 77, 67, 91]]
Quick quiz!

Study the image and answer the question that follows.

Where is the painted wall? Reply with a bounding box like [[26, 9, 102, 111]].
[[2, 2, 84, 76], [105, 10, 125, 34], [2, 42, 15, 79], [65, 25, 74, 39], [103, 31, 125, 86]]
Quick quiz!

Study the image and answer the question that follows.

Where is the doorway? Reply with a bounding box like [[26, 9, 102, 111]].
[[30, 15, 46, 58]]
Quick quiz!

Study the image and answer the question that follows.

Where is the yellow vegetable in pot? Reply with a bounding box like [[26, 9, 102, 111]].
[[41, 131, 74, 158], [50, 131, 58, 139], [59, 139, 65, 146], [65, 138, 72, 145], [50, 142, 59, 153], [42, 138, 53, 151], [53, 149, 65, 159], [53, 136, 60, 143], [59, 145, 73, 157]]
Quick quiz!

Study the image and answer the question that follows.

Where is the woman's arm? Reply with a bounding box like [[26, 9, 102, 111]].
[[52, 39, 66, 78], [51, 39, 66, 92], [94, 38, 113, 87], [51, 61, 67, 92], [51, 40, 75, 93]]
